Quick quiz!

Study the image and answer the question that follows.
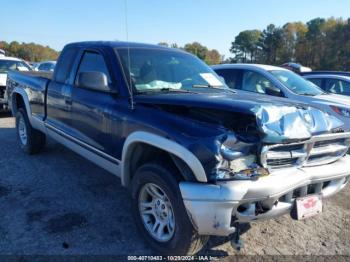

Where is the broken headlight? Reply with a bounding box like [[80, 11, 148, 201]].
[[216, 134, 269, 181]]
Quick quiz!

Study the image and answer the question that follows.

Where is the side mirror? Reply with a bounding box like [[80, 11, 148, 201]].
[[265, 85, 282, 97], [77, 71, 115, 93]]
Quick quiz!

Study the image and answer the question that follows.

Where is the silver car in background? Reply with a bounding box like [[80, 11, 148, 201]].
[[213, 64, 350, 131]]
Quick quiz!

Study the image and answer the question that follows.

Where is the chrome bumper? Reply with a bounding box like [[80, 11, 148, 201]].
[[179, 155, 350, 236]]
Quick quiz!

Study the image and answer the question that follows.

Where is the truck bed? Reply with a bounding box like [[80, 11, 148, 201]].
[[7, 71, 52, 121]]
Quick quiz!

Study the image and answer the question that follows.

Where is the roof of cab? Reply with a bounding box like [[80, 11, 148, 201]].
[[212, 63, 288, 72], [64, 41, 185, 52]]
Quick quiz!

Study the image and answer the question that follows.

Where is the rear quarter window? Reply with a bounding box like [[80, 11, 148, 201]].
[[75, 51, 111, 84], [54, 48, 78, 83]]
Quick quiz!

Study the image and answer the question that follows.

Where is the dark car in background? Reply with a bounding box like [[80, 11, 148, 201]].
[[34, 61, 57, 72], [301, 71, 350, 77], [281, 62, 312, 74], [304, 74, 350, 96]]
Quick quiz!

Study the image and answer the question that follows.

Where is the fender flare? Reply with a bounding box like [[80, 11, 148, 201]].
[[121, 131, 208, 186], [11, 88, 45, 132], [11, 87, 32, 117], [11, 87, 32, 118]]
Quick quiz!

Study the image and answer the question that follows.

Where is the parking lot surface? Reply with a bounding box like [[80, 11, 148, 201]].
[[0, 113, 349, 256]]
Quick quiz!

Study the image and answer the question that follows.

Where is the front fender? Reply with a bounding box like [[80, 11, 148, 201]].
[[121, 131, 208, 187]]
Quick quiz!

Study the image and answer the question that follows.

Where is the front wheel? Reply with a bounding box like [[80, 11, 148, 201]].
[[131, 162, 208, 255], [16, 108, 46, 154]]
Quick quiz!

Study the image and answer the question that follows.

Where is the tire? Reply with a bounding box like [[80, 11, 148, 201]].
[[16, 108, 46, 154], [131, 162, 209, 255]]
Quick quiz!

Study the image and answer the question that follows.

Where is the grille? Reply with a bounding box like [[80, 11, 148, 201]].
[[261, 133, 350, 169], [0, 86, 5, 99]]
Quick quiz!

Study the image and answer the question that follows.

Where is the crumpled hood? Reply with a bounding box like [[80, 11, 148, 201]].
[[252, 105, 343, 143], [0, 73, 7, 86], [135, 91, 344, 143]]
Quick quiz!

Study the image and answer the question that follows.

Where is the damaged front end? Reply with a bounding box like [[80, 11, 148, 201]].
[[180, 105, 350, 237], [212, 105, 345, 182]]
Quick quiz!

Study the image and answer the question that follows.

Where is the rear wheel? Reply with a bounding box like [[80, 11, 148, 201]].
[[16, 108, 46, 154], [131, 162, 208, 255]]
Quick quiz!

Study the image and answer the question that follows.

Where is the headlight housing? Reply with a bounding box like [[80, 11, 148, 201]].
[[330, 105, 350, 118], [215, 134, 269, 181]]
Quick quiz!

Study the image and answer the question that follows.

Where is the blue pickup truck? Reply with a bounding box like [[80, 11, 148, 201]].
[[6, 41, 350, 254]]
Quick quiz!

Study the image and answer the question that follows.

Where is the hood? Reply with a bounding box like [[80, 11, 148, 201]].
[[0, 73, 6, 86], [313, 93, 350, 108], [135, 91, 344, 144]]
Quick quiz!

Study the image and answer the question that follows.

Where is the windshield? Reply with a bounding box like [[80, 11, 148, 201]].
[[115, 48, 227, 93], [269, 70, 325, 96], [0, 60, 31, 74]]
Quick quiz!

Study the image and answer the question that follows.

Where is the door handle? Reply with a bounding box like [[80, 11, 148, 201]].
[[61, 86, 72, 106]]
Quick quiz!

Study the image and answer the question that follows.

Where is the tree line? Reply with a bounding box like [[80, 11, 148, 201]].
[[1, 16, 349, 70], [0, 41, 59, 62], [229, 17, 350, 70], [160, 17, 349, 70]]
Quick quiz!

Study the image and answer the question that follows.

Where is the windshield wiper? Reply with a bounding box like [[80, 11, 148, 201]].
[[192, 84, 214, 88], [298, 93, 316, 96], [192, 84, 235, 93], [158, 88, 196, 93], [137, 88, 196, 94]]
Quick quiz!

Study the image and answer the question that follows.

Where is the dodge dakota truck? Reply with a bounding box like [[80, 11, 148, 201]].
[[6, 41, 350, 255]]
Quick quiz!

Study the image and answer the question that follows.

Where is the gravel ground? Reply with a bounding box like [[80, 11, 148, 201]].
[[0, 112, 349, 258]]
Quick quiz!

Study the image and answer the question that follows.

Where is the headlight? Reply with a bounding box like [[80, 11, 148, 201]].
[[220, 144, 244, 161], [219, 133, 244, 161], [330, 105, 350, 118], [215, 135, 269, 181]]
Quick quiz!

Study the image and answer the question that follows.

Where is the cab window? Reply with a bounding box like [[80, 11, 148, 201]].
[[75, 51, 111, 84], [54, 48, 78, 83]]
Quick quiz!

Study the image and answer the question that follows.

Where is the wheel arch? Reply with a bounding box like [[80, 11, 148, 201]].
[[121, 131, 208, 187], [11, 89, 31, 116], [11, 88, 46, 133]]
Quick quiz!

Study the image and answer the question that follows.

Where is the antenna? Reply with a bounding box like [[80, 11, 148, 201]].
[[124, 0, 134, 110]]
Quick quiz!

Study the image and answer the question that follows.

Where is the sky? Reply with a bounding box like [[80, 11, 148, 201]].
[[1, 0, 350, 58]]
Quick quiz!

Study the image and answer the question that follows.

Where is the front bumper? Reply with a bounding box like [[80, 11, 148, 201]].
[[179, 155, 350, 236]]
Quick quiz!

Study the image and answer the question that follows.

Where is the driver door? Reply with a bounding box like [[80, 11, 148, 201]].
[[70, 50, 115, 155]]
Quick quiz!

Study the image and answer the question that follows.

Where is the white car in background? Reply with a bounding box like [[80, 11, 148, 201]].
[[34, 61, 56, 72], [0, 54, 31, 111], [213, 64, 350, 131]]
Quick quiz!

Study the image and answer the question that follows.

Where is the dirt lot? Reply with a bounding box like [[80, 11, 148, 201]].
[[0, 112, 349, 257]]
